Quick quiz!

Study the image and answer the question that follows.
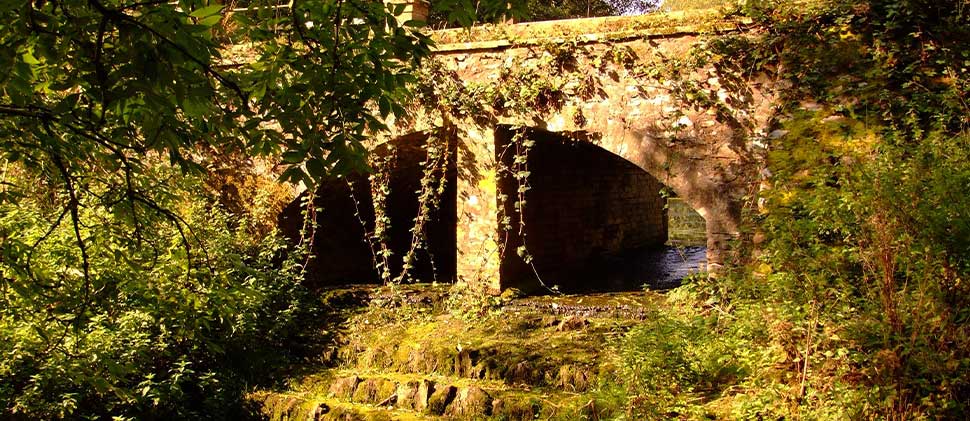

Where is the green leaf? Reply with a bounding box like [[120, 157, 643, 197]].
[[279, 166, 305, 184], [198, 15, 222, 27], [189, 4, 223, 18], [281, 150, 305, 164], [306, 157, 326, 180], [21, 51, 40, 65]]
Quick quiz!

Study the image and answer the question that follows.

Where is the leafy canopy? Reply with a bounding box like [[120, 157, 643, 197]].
[[0, 0, 512, 418]]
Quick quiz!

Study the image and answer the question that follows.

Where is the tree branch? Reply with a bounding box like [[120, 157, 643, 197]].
[[87, 0, 249, 108]]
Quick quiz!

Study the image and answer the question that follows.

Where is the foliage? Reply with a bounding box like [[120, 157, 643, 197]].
[[363, 132, 453, 285], [619, 295, 750, 419], [427, 0, 736, 27], [0, 0, 518, 188], [522, 0, 659, 21], [659, 0, 733, 12], [618, 0, 970, 418], [0, 163, 315, 419], [0, 0, 515, 417]]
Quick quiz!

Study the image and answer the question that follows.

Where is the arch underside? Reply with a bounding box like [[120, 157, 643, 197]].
[[278, 131, 458, 289], [494, 126, 675, 293]]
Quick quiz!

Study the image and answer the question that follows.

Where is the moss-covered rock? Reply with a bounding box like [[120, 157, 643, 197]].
[[320, 405, 394, 421], [415, 379, 435, 412], [254, 392, 326, 421], [425, 384, 457, 415], [445, 386, 493, 417], [507, 361, 539, 385], [491, 396, 540, 420], [556, 315, 589, 331], [350, 378, 397, 404], [328, 376, 361, 399], [554, 364, 592, 392], [393, 380, 418, 411], [255, 286, 655, 420], [394, 378, 435, 412]]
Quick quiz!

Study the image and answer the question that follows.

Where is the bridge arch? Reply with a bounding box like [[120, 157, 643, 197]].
[[495, 126, 668, 292], [493, 125, 675, 293], [559, 124, 744, 272], [279, 125, 722, 293]]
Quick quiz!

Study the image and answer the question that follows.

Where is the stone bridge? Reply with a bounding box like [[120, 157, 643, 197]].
[[281, 9, 778, 293]]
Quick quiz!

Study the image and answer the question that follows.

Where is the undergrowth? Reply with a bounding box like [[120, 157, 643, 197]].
[[617, 0, 970, 419]]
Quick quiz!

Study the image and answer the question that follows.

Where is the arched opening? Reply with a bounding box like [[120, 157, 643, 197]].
[[278, 131, 458, 289], [494, 126, 706, 294]]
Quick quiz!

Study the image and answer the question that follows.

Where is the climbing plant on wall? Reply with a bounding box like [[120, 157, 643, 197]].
[[354, 129, 453, 285]]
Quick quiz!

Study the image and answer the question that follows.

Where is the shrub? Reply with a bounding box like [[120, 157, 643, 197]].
[[0, 163, 312, 419]]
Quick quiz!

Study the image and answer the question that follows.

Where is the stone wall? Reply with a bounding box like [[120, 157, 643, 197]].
[[497, 127, 667, 293], [279, 10, 778, 292]]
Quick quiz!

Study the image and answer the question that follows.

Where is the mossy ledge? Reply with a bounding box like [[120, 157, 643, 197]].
[[248, 285, 660, 419]]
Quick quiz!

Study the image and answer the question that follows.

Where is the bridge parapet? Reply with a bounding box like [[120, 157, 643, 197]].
[[431, 9, 751, 52]]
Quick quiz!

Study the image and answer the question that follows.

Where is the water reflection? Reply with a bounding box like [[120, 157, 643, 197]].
[[579, 245, 707, 293]]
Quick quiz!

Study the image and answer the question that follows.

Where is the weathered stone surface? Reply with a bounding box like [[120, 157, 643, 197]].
[[394, 380, 419, 410], [414, 379, 435, 412], [397, 17, 770, 288], [327, 376, 361, 399], [350, 378, 397, 404], [401, 345, 455, 375], [491, 397, 539, 420], [260, 394, 309, 421], [451, 347, 488, 379], [320, 405, 391, 421], [445, 386, 493, 417], [454, 348, 473, 377], [395, 379, 436, 412], [508, 361, 538, 385], [308, 402, 330, 420], [278, 10, 771, 294], [555, 364, 592, 392], [425, 384, 457, 415]]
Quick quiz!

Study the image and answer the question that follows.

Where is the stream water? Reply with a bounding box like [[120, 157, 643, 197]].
[[580, 245, 707, 293], [575, 197, 709, 293]]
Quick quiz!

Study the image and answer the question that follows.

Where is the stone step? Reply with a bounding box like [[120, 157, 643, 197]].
[[265, 287, 653, 419], [335, 310, 629, 392], [254, 391, 424, 421], [253, 370, 602, 420], [340, 340, 602, 392]]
